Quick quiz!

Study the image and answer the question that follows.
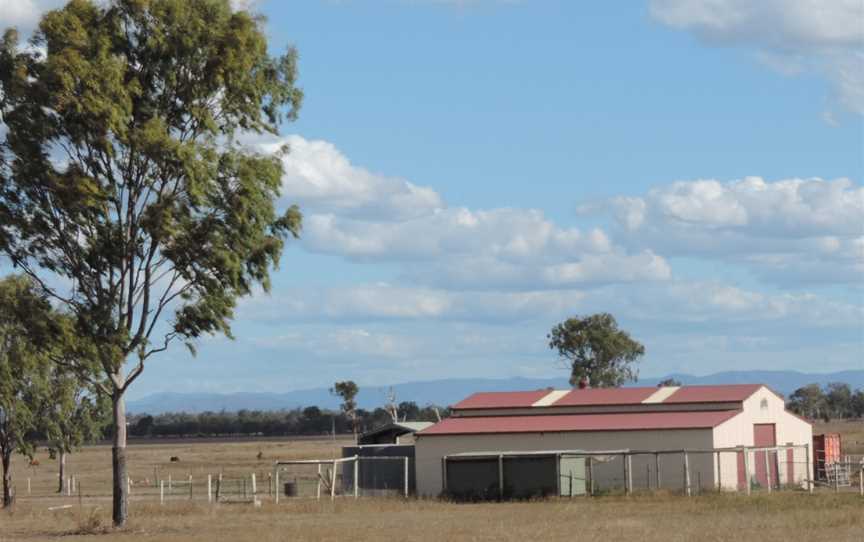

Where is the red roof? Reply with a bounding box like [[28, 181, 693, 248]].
[[419, 410, 741, 436], [452, 390, 553, 410], [663, 384, 763, 403], [552, 387, 657, 406]]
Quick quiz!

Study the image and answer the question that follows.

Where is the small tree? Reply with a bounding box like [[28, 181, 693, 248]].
[[0, 0, 302, 526], [787, 384, 827, 420], [330, 381, 359, 439], [547, 313, 645, 388], [0, 275, 55, 507], [658, 378, 682, 387]]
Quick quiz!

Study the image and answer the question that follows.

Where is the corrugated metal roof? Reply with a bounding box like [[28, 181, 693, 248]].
[[552, 387, 658, 406], [662, 384, 763, 403], [452, 390, 554, 409], [418, 410, 741, 436], [451, 384, 767, 410]]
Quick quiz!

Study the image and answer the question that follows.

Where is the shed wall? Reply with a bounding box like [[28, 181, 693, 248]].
[[415, 429, 714, 497], [712, 388, 812, 489]]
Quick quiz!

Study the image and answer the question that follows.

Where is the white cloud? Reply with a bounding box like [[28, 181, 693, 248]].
[[600, 176, 864, 285], [649, 0, 864, 116], [262, 135, 443, 221]]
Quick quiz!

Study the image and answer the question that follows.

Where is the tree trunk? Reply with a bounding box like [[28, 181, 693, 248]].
[[2, 447, 12, 508], [112, 389, 128, 527], [57, 449, 66, 494]]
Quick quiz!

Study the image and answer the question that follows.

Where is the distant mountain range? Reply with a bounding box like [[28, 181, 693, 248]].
[[126, 370, 864, 415]]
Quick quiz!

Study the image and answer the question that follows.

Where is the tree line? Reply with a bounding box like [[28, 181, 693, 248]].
[[786, 383, 864, 421], [127, 402, 447, 439]]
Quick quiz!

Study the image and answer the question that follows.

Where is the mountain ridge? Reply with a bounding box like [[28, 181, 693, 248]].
[[126, 369, 864, 414]]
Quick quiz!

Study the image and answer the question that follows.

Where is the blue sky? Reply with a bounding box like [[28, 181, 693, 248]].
[[2, 0, 863, 400]]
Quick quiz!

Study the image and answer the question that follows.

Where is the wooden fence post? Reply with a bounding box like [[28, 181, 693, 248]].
[[27, 478, 30, 495], [160, 480, 165, 505], [744, 450, 751, 496], [207, 474, 212, 503], [316, 464, 322, 500], [273, 468, 279, 504], [764, 450, 772, 493], [189, 475, 193, 500]]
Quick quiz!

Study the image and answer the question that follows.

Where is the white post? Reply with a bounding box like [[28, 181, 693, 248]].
[[404, 456, 410, 498], [160, 480, 165, 505], [316, 464, 322, 500], [353, 458, 359, 499], [626, 454, 633, 495], [66, 476, 71, 496], [168, 473, 172, 495], [189, 475, 193, 500], [330, 460, 337, 501], [207, 474, 212, 503], [251, 473, 256, 496], [744, 450, 751, 496], [764, 450, 772, 493], [27, 478, 30, 495], [683, 452, 691, 497], [274, 468, 279, 504]]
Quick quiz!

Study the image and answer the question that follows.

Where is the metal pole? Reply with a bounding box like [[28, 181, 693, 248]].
[[404, 456, 410, 498], [744, 450, 751, 496], [498, 454, 504, 501], [330, 460, 337, 501], [655, 453, 661, 490], [442, 457, 448, 494], [716, 451, 722, 492], [354, 458, 359, 499], [317, 464, 322, 500], [207, 474, 212, 503], [588, 458, 595, 495], [764, 450, 772, 493], [859, 467, 862, 497], [160, 480, 164, 505], [627, 454, 633, 495], [683, 452, 691, 497], [251, 473, 256, 497], [805, 443, 812, 493], [274, 468, 279, 504]]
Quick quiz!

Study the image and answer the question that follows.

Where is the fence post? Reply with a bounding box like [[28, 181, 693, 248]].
[[627, 454, 633, 495], [251, 473, 257, 496], [160, 480, 164, 505], [716, 451, 721, 492], [168, 474, 172, 496], [764, 450, 772, 493], [683, 452, 691, 497], [804, 443, 812, 493], [655, 453, 661, 490], [217, 473, 223, 502], [316, 464, 322, 500], [354, 458, 359, 499], [189, 475, 193, 500], [859, 466, 862, 497], [330, 460, 337, 501], [404, 456, 410, 498], [27, 478, 30, 495], [127, 476, 131, 497], [273, 467, 279, 504], [646, 463, 650, 491], [207, 474, 212, 503], [588, 458, 595, 495], [498, 454, 504, 501], [744, 450, 751, 496]]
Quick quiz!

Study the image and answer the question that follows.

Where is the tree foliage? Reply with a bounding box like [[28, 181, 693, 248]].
[[330, 380, 359, 436], [0, 0, 302, 525], [787, 382, 864, 421], [547, 313, 645, 388]]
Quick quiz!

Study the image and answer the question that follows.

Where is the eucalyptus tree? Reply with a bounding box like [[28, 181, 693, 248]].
[[0, 0, 302, 526], [548, 313, 646, 388], [0, 275, 54, 507], [330, 381, 359, 439]]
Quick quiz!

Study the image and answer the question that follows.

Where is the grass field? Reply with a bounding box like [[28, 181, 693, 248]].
[[1, 423, 862, 541]]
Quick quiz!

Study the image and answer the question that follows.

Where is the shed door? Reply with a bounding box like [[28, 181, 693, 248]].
[[753, 423, 778, 489]]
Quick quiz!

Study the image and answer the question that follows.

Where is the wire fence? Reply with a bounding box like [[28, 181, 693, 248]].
[[273, 455, 410, 503]]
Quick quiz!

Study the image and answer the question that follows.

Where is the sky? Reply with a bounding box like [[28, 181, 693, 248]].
[[1, 0, 863, 400]]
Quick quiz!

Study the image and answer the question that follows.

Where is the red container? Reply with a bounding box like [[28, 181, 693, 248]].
[[813, 433, 842, 480]]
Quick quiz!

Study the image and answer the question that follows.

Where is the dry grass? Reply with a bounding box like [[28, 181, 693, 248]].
[[0, 424, 861, 541]]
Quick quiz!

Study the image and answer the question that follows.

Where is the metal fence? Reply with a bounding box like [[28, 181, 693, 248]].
[[273, 455, 409, 503]]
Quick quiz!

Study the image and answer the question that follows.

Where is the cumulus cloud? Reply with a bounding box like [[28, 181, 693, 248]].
[[598, 176, 864, 285], [649, 0, 864, 116], [239, 280, 863, 329], [262, 135, 443, 221]]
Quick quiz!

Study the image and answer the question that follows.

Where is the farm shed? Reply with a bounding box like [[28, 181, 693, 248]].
[[414, 384, 812, 497], [358, 421, 433, 445]]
